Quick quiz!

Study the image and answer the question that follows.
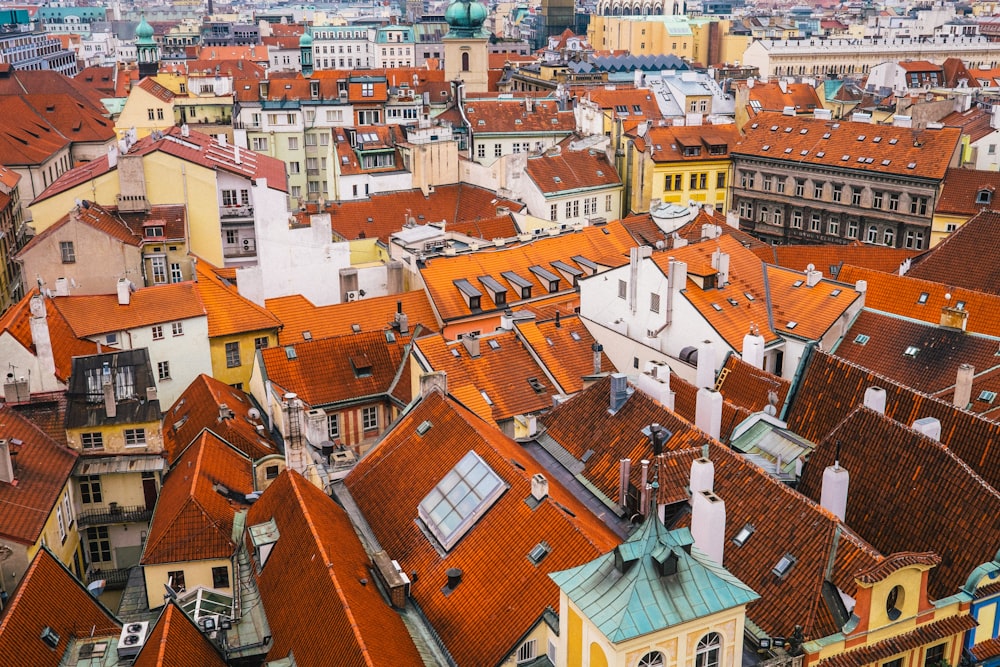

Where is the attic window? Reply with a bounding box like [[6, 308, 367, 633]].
[[841, 155, 850, 161], [793, 280, 804, 288], [553, 176, 561, 183], [873, 136, 882, 143], [570, 331, 581, 341], [854, 334, 870, 345], [751, 123, 759, 129], [527, 541, 551, 565], [772, 553, 796, 578], [450, 348, 461, 358], [486, 339, 500, 351], [784, 148, 793, 154], [284, 346, 297, 360], [889, 138, 898, 145], [784, 127, 792, 133], [481, 390, 493, 405], [882, 159, 891, 166], [822, 132, 831, 139], [40, 627, 60, 649], [418, 450, 506, 552], [528, 377, 546, 393], [350, 354, 373, 377], [904, 346, 920, 358], [416, 420, 433, 435], [816, 151, 825, 158], [787, 321, 798, 329], [732, 523, 755, 547], [917, 292, 929, 304], [979, 390, 997, 404], [799, 128, 808, 135], [977, 189, 992, 205], [830, 289, 842, 296], [477, 119, 485, 125], [454, 279, 483, 311], [385, 331, 396, 343], [907, 162, 917, 169], [727, 298, 739, 307], [711, 303, 723, 312], [351, 324, 362, 333], [799, 149, 808, 156], [744, 292, 755, 301], [302, 331, 312, 341], [762, 145, 770, 151], [857, 135, 866, 141]]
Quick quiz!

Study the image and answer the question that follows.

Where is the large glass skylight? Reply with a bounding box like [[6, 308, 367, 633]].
[[418, 451, 506, 551]]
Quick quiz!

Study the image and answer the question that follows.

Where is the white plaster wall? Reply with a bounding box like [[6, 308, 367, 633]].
[[0, 332, 66, 393]]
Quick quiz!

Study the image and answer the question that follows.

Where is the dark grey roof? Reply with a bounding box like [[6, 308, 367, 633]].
[[65, 349, 162, 430]]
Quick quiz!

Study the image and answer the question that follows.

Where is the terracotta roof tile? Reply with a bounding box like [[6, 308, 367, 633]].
[[266, 291, 438, 346], [248, 471, 424, 666], [17, 202, 142, 259], [0, 68, 107, 110], [818, 615, 976, 667], [0, 550, 120, 667], [937, 168, 1000, 216], [0, 407, 77, 545], [448, 212, 520, 240], [972, 636, 1000, 662], [162, 374, 277, 464], [10, 392, 69, 445], [136, 77, 175, 102], [751, 241, 918, 276], [524, 146, 621, 194], [940, 107, 994, 143], [344, 391, 620, 666], [853, 551, 941, 585], [51, 282, 205, 338], [645, 124, 742, 163], [464, 98, 575, 134], [745, 81, 823, 114], [717, 354, 791, 413], [0, 96, 71, 166], [0, 290, 98, 382], [669, 371, 754, 442], [141, 431, 254, 565], [514, 314, 613, 394], [193, 259, 280, 338], [734, 112, 961, 182], [581, 87, 663, 121], [672, 209, 769, 249], [907, 210, 1000, 293], [132, 602, 226, 667]]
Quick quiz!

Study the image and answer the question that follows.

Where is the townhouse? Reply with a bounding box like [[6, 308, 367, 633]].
[[731, 111, 962, 249], [456, 96, 577, 165], [522, 142, 624, 225], [0, 166, 24, 313]]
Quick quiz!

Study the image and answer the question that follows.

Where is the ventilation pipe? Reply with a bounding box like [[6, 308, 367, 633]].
[[609, 373, 632, 413], [0, 440, 13, 484], [639, 459, 650, 515]]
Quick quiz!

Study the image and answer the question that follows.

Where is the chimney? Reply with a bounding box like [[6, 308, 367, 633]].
[[107, 144, 119, 168], [54, 277, 69, 297], [419, 371, 448, 397], [820, 448, 849, 521], [608, 373, 632, 414], [690, 445, 714, 494], [500, 309, 515, 331], [592, 342, 603, 375], [695, 388, 723, 440], [116, 278, 131, 306], [636, 363, 674, 410], [954, 363, 974, 408], [445, 568, 462, 590], [691, 490, 726, 564], [234, 144, 241, 165], [741, 326, 765, 369], [28, 295, 56, 385], [696, 340, 716, 389], [218, 134, 227, 147], [0, 440, 13, 484], [805, 263, 822, 287], [912, 416, 941, 441], [531, 473, 548, 501], [855, 280, 867, 293], [639, 459, 650, 515], [940, 305, 969, 331], [863, 386, 886, 414], [103, 369, 117, 419], [618, 458, 631, 509], [461, 333, 480, 358], [181, 124, 190, 137], [711, 249, 730, 285]]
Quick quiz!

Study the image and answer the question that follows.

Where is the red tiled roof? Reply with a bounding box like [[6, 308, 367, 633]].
[[854, 551, 941, 584], [751, 241, 918, 276], [141, 431, 253, 565], [0, 68, 107, 111], [940, 107, 994, 143], [644, 124, 742, 163], [448, 212, 520, 240], [524, 145, 621, 194], [0, 550, 120, 667], [23, 93, 116, 144], [162, 374, 277, 464], [937, 168, 1000, 216], [0, 96, 71, 167], [193, 258, 280, 338], [972, 636, 1000, 662], [17, 201, 141, 259], [898, 60, 940, 73], [133, 602, 226, 667], [266, 290, 438, 346], [464, 98, 575, 134], [907, 210, 1000, 293], [744, 81, 823, 114], [0, 407, 77, 545], [581, 87, 662, 122], [734, 112, 961, 182], [51, 282, 205, 338], [514, 314, 613, 394], [0, 290, 98, 382], [344, 391, 620, 666], [136, 77, 175, 103], [716, 354, 791, 413], [248, 471, 424, 666], [817, 615, 976, 667]]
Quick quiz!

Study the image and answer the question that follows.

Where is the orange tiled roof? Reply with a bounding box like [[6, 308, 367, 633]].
[[344, 391, 620, 666], [133, 602, 226, 667], [514, 314, 613, 394], [669, 369, 754, 442], [193, 258, 280, 337], [248, 471, 424, 666], [524, 145, 621, 194], [734, 112, 961, 182], [266, 290, 438, 346], [940, 107, 994, 143], [0, 550, 120, 667], [581, 87, 662, 121], [136, 76, 175, 103], [937, 168, 1000, 216], [0, 290, 98, 382], [162, 374, 277, 464], [0, 96, 71, 167], [907, 210, 1000, 293], [51, 282, 205, 338], [673, 209, 768, 249], [644, 124, 742, 163], [16, 201, 141, 259], [448, 212, 520, 240], [419, 222, 635, 323], [0, 68, 106, 111], [751, 240, 918, 276], [0, 164, 19, 190], [141, 431, 254, 565], [745, 80, 823, 113], [259, 329, 411, 408], [716, 354, 791, 413], [818, 615, 976, 667], [0, 406, 77, 545], [23, 93, 116, 144], [464, 98, 576, 134]]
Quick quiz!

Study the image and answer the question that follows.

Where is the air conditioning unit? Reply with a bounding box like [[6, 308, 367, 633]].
[[117, 621, 150, 660], [346, 290, 360, 302]]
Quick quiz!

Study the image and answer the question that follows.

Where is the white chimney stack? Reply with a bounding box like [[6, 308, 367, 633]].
[[696, 340, 716, 389], [692, 490, 726, 564], [820, 460, 849, 521], [741, 327, 765, 369], [54, 277, 69, 297], [805, 263, 822, 287], [0, 440, 14, 484], [912, 416, 942, 441], [635, 363, 674, 410], [863, 386, 886, 414], [695, 388, 723, 441], [28, 295, 56, 385], [116, 278, 131, 306], [531, 473, 548, 501], [954, 363, 974, 408], [690, 447, 714, 494]]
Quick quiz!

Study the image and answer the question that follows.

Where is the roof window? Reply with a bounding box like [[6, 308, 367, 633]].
[[830, 289, 841, 297], [979, 390, 997, 404], [284, 346, 297, 360], [772, 553, 796, 578], [793, 280, 804, 288], [711, 303, 723, 312], [488, 339, 501, 350], [904, 345, 920, 358], [889, 138, 898, 144], [917, 292, 929, 304], [787, 321, 798, 329], [527, 541, 551, 565], [732, 523, 755, 547], [418, 450, 506, 551], [854, 334, 870, 345], [976, 189, 992, 205]]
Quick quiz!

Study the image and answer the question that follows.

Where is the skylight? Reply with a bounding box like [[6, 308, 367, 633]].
[[772, 553, 796, 578], [904, 345, 920, 358], [480, 390, 493, 405], [732, 523, 755, 547], [854, 334, 870, 345], [527, 541, 551, 565], [917, 292, 929, 304], [787, 321, 798, 329], [418, 451, 506, 551], [793, 280, 804, 288], [711, 303, 723, 312], [979, 390, 997, 404], [570, 331, 581, 341], [488, 339, 501, 350], [830, 289, 841, 297]]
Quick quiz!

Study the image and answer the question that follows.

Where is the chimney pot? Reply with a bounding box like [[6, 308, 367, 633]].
[[445, 567, 463, 590], [531, 473, 548, 501]]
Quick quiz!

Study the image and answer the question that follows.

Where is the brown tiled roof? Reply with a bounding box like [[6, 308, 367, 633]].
[[734, 112, 961, 182], [972, 636, 1000, 662], [907, 210, 1000, 293], [0, 68, 106, 112], [16, 202, 141, 259], [670, 371, 754, 442], [717, 354, 791, 413], [136, 77, 175, 103], [837, 265, 1000, 336], [514, 314, 613, 394], [122, 204, 186, 241], [162, 374, 277, 464], [248, 471, 424, 666], [266, 290, 439, 346], [24, 93, 116, 144], [52, 282, 205, 338], [259, 329, 411, 408], [899, 60, 941, 72], [940, 107, 994, 143], [817, 615, 977, 667], [745, 81, 823, 114], [448, 212, 520, 240], [645, 124, 742, 163], [580, 87, 661, 121], [670, 209, 770, 249], [193, 259, 280, 338], [463, 98, 575, 134], [0, 96, 71, 167], [751, 241, 918, 276], [854, 551, 942, 585], [183, 58, 267, 79], [785, 350, 1000, 494], [524, 145, 621, 194], [937, 168, 1000, 216], [0, 290, 98, 382], [141, 431, 253, 565], [0, 407, 77, 545], [133, 602, 226, 667], [0, 550, 120, 667], [344, 391, 620, 666], [10, 392, 69, 445]]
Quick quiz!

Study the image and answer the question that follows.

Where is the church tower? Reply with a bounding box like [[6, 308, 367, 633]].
[[443, 0, 489, 94], [135, 14, 159, 79], [299, 29, 313, 77]]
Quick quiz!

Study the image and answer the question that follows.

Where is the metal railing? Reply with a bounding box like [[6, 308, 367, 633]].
[[86, 566, 132, 590], [77, 504, 153, 527]]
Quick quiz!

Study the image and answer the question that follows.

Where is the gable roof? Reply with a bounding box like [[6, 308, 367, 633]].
[[907, 209, 1000, 293], [193, 258, 281, 338], [644, 124, 742, 163], [0, 406, 77, 545], [744, 80, 823, 114], [51, 282, 205, 338], [463, 98, 576, 134], [514, 314, 614, 395], [16, 201, 142, 259], [0, 290, 98, 383], [132, 601, 226, 667], [751, 241, 918, 277], [344, 391, 620, 666], [22, 93, 116, 144], [937, 168, 1000, 216], [940, 107, 994, 143], [524, 145, 622, 194], [715, 354, 791, 414], [141, 431, 254, 565], [0, 549, 120, 667], [247, 471, 424, 666], [0, 95, 71, 166]]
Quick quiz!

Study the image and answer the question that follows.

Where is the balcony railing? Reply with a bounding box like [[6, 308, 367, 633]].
[[219, 205, 253, 219], [86, 566, 132, 591], [77, 504, 153, 528]]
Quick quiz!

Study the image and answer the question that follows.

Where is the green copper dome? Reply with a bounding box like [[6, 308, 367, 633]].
[[299, 30, 313, 47], [135, 14, 155, 43], [445, 0, 488, 38]]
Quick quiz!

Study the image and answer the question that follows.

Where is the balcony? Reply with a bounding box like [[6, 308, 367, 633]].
[[86, 565, 132, 591], [219, 205, 253, 219], [77, 503, 153, 528]]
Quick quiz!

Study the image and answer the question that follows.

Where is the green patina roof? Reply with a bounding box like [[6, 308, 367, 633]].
[[550, 518, 759, 643]]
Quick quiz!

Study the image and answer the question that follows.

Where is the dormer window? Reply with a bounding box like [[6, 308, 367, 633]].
[[501, 271, 533, 299], [529, 265, 561, 293], [145, 226, 164, 238], [478, 275, 508, 306], [454, 279, 483, 311], [976, 188, 993, 205]]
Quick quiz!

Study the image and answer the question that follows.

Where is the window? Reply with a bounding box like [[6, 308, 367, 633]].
[[795, 179, 805, 197], [87, 526, 111, 562], [867, 226, 879, 243], [696, 633, 722, 667], [289, 161, 301, 174], [773, 209, 783, 226], [251, 137, 268, 151], [886, 584, 904, 620], [832, 184, 843, 202], [157, 108, 164, 120], [884, 659, 904, 667], [813, 183, 824, 199], [639, 651, 666, 667], [873, 191, 884, 209], [124, 428, 146, 447], [791, 211, 802, 229], [776, 177, 786, 194], [494, 143, 502, 157], [650, 292, 660, 313], [762, 175, 773, 192], [550, 204, 558, 222], [848, 219, 859, 239], [60, 241, 75, 263], [924, 644, 946, 667], [80, 475, 102, 504], [517, 639, 538, 664], [147, 108, 155, 120], [172, 321, 183, 336], [167, 570, 186, 592], [328, 414, 340, 439], [852, 187, 862, 206], [888, 193, 899, 211], [254, 336, 269, 350], [56, 506, 66, 543], [476, 143, 485, 159], [287, 136, 299, 150], [212, 566, 230, 589], [884, 228, 895, 246], [911, 196, 928, 215], [157, 361, 170, 380], [461, 52, 470, 71], [828, 218, 840, 236], [225, 341, 241, 368], [81, 432, 103, 450], [717, 171, 727, 189], [738, 201, 753, 219], [606, 194, 613, 212], [362, 406, 378, 431], [618, 279, 627, 299], [222, 189, 239, 206], [740, 171, 755, 189], [265, 465, 280, 479], [810, 213, 821, 232], [418, 450, 506, 551], [976, 189, 992, 205], [151, 256, 167, 284]]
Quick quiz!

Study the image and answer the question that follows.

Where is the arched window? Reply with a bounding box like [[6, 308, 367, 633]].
[[696, 633, 722, 667], [461, 52, 470, 71], [638, 652, 665, 667]]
